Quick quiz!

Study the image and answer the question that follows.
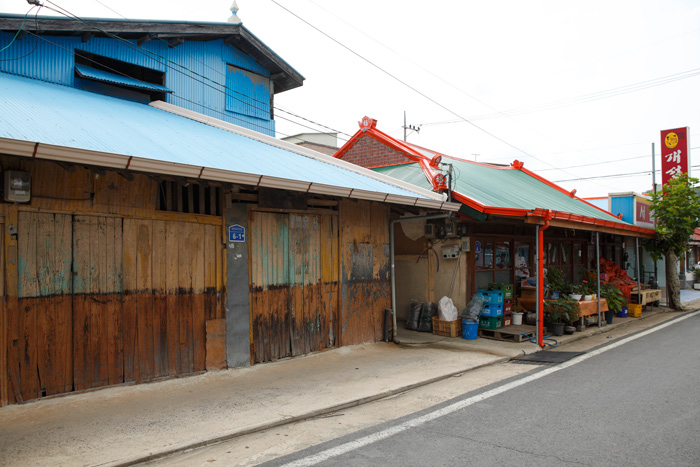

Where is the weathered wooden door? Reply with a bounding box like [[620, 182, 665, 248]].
[[250, 211, 338, 363], [11, 212, 74, 401], [8, 212, 223, 403]]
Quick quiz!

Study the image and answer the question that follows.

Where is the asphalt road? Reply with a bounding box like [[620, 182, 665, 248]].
[[268, 311, 700, 467]]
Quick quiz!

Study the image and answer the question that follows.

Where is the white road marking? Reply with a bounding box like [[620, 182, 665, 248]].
[[281, 311, 699, 466]]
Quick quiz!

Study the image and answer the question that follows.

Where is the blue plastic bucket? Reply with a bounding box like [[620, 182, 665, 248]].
[[618, 306, 628, 318], [462, 319, 478, 340]]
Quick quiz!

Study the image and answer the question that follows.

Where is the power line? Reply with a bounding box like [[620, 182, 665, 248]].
[[554, 163, 700, 183], [422, 67, 700, 125], [32, 2, 350, 139], [267, 0, 569, 174]]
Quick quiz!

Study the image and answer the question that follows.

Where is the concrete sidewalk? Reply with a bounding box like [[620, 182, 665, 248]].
[[0, 306, 691, 467]]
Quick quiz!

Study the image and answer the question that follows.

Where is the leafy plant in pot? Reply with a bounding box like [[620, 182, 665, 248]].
[[546, 267, 567, 299], [694, 268, 700, 289], [570, 282, 588, 301], [545, 296, 580, 336], [601, 283, 627, 323]]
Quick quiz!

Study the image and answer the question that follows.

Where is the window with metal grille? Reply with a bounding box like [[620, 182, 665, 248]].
[[157, 180, 221, 216]]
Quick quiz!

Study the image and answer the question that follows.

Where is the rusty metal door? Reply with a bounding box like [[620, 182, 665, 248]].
[[250, 211, 338, 363]]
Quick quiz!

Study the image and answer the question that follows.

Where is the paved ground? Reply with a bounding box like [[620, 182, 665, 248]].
[[0, 297, 697, 467]]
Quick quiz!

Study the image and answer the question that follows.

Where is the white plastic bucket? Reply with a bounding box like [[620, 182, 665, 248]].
[[512, 311, 523, 326]]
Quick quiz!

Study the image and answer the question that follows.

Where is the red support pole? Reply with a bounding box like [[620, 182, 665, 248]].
[[538, 210, 552, 348]]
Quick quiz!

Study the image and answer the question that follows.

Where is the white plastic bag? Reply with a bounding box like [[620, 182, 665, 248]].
[[438, 296, 458, 321]]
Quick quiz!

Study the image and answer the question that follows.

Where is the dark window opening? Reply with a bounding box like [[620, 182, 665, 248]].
[[74, 50, 168, 103], [157, 180, 221, 216]]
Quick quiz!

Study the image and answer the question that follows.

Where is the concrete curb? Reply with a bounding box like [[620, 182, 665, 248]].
[[104, 357, 509, 467], [106, 307, 686, 467]]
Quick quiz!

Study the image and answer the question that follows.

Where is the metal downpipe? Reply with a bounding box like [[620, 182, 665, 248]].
[[537, 211, 552, 348], [597, 232, 601, 327]]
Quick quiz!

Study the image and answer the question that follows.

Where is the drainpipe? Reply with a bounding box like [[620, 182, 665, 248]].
[[635, 237, 642, 308], [537, 210, 552, 348], [391, 213, 452, 342], [596, 232, 601, 327]]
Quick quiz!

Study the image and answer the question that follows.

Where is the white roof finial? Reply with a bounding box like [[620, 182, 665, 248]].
[[228, 1, 241, 24]]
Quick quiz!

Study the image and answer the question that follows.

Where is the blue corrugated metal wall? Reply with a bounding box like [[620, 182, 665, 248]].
[[610, 196, 634, 224], [0, 32, 274, 135]]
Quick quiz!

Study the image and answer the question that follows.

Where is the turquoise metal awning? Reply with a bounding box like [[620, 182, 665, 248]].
[[75, 64, 172, 93]]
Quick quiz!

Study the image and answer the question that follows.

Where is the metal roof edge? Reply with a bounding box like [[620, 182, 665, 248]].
[[0, 138, 461, 212], [149, 101, 449, 203]]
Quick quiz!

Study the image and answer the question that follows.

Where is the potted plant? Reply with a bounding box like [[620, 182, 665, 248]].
[[545, 296, 580, 336], [546, 267, 567, 299], [580, 280, 594, 300], [694, 268, 700, 290], [570, 282, 587, 301], [601, 283, 627, 324]]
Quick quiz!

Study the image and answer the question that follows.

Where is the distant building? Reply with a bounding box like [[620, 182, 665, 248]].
[[282, 133, 338, 156]]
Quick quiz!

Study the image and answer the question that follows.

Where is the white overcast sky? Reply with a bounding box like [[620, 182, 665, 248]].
[[2, 0, 699, 198]]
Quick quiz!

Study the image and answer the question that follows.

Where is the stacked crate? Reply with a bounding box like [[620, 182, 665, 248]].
[[478, 289, 504, 329], [489, 283, 514, 326]]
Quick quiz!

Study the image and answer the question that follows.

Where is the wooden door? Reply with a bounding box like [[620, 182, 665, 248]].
[[250, 211, 338, 363]]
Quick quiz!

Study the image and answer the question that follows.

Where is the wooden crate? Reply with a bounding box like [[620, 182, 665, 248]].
[[432, 317, 461, 337], [631, 289, 661, 305]]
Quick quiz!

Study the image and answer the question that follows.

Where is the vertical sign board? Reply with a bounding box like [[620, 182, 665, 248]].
[[660, 127, 690, 187]]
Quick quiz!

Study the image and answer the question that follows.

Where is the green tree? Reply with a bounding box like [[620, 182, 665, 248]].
[[647, 174, 700, 309]]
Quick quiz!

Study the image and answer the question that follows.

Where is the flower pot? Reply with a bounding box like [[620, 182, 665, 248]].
[[569, 294, 582, 301], [549, 322, 564, 336], [617, 306, 628, 318], [564, 325, 576, 335], [583, 295, 593, 301], [605, 310, 614, 324], [550, 291, 560, 299]]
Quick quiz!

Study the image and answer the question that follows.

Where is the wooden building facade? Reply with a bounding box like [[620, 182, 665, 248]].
[[0, 155, 413, 405]]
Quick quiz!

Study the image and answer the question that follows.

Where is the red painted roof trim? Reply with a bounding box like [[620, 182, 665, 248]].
[[334, 118, 655, 236]]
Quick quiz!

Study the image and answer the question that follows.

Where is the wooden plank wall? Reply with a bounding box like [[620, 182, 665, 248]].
[[5, 212, 223, 403], [339, 200, 391, 345], [72, 215, 123, 391], [11, 212, 73, 402], [249, 211, 339, 363], [122, 219, 222, 383], [1, 158, 226, 405]]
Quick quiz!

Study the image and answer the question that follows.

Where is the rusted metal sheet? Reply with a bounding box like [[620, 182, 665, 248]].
[[250, 211, 338, 363]]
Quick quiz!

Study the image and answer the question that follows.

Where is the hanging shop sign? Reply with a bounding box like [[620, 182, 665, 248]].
[[660, 126, 690, 186]]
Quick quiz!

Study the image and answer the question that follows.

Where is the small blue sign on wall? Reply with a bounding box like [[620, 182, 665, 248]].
[[475, 241, 482, 254], [228, 224, 246, 243]]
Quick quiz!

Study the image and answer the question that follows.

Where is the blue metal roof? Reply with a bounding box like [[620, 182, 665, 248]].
[[75, 64, 172, 93], [0, 73, 442, 202]]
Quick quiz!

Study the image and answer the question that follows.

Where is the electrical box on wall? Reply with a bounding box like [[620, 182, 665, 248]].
[[457, 223, 468, 237], [424, 223, 435, 239], [462, 237, 471, 252], [444, 222, 456, 237], [442, 245, 460, 259], [3, 170, 31, 203]]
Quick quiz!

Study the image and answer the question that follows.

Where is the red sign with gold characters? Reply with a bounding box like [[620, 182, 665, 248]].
[[660, 127, 690, 186]]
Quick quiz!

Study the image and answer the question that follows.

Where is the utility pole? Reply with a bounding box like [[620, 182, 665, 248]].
[[403, 111, 420, 141]]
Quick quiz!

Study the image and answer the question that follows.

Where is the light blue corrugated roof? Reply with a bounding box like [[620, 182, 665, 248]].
[[75, 64, 172, 93], [0, 73, 440, 201]]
